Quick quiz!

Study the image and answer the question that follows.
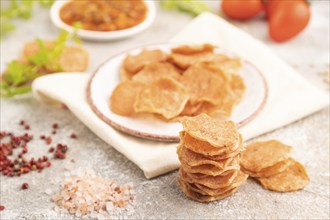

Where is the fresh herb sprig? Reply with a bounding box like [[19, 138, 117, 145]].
[[0, 0, 55, 38], [160, 0, 211, 16], [0, 27, 81, 98]]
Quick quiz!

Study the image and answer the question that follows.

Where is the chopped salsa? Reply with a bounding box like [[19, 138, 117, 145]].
[[60, 0, 147, 32]]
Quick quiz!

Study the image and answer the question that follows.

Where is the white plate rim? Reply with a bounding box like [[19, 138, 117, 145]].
[[86, 43, 269, 142], [50, 0, 156, 41]]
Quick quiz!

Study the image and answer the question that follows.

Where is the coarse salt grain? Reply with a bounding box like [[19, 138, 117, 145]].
[[53, 175, 135, 218], [45, 188, 52, 195]]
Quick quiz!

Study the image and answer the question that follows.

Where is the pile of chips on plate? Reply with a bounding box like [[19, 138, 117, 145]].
[[240, 140, 309, 192], [110, 44, 245, 121], [177, 114, 248, 202]]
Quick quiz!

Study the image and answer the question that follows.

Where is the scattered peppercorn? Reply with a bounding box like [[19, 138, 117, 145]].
[[70, 133, 77, 139], [0, 131, 7, 139], [22, 147, 28, 154], [46, 137, 52, 145], [21, 183, 29, 190], [37, 163, 44, 169], [54, 150, 66, 159], [52, 130, 57, 135], [24, 125, 30, 130], [22, 167, 30, 174], [56, 143, 68, 154], [1, 121, 69, 179], [46, 161, 52, 167], [52, 123, 58, 129]]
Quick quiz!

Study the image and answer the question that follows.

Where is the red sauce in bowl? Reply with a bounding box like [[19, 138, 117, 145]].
[[60, 0, 147, 32]]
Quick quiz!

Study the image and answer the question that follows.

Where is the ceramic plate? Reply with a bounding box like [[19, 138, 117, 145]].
[[87, 43, 268, 142], [50, 0, 156, 41]]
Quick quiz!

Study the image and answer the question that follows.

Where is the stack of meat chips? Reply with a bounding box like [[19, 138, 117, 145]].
[[177, 114, 248, 202]]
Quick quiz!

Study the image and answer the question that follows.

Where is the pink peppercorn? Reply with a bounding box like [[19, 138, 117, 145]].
[[22, 148, 28, 154], [21, 183, 29, 190], [52, 123, 58, 129], [1, 123, 70, 179], [46, 137, 52, 145]]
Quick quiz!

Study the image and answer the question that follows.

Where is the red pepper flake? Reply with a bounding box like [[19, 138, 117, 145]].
[[19, 120, 25, 126], [70, 133, 77, 139], [0, 205, 5, 211], [40, 135, 46, 140], [52, 130, 57, 135], [49, 147, 55, 153], [24, 125, 30, 130], [21, 183, 29, 190], [45, 137, 52, 145]]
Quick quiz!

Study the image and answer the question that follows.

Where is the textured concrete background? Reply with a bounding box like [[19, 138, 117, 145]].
[[1, 1, 329, 219]]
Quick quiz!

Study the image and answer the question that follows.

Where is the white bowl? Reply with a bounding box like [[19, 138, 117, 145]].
[[50, 0, 156, 41]]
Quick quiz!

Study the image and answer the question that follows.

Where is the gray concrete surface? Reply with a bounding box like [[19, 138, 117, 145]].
[[1, 1, 329, 219]]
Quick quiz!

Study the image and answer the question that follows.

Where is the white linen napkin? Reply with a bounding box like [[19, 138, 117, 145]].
[[32, 12, 328, 179]]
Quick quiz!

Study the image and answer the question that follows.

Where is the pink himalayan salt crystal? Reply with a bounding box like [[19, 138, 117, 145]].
[[52, 175, 135, 218]]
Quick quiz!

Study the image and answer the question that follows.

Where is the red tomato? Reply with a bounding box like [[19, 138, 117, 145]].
[[221, 0, 264, 20], [268, 0, 311, 42], [265, 0, 282, 19]]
